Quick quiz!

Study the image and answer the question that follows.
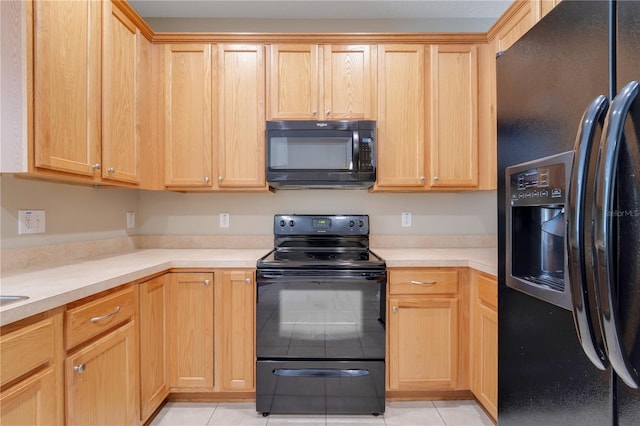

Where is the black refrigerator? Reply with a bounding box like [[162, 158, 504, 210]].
[[497, 1, 640, 425]]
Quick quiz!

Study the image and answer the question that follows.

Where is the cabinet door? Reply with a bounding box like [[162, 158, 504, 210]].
[[66, 321, 137, 426], [217, 270, 255, 391], [0, 367, 58, 426], [375, 44, 427, 189], [165, 44, 213, 187], [167, 272, 214, 390], [324, 44, 375, 119], [32, 0, 101, 178], [429, 44, 478, 188], [217, 44, 267, 189], [102, 1, 139, 184], [268, 44, 319, 119], [475, 302, 498, 419], [495, 1, 538, 52], [388, 297, 458, 390], [139, 276, 168, 422]]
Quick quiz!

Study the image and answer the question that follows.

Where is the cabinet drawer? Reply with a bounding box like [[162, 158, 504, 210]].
[[478, 274, 497, 310], [1, 316, 57, 387], [66, 287, 135, 350], [389, 269, 459, 295]]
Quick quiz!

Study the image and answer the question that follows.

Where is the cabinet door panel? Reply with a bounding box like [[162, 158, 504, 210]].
[[324, 45, 375, 119], [376, 44, 426, 188], [33, 0, 100, 177], [102, 2, 139, 184], [429, 45, 478, 188], [165, 44, 213, 187], [167, 272, 214, 389], [389, 297, 458, 390], [268, 44, 318, 119], [217, 270, 255, 391], [217, 44, 266, 189], [139, 276, 168, 421], [0, 366, 57, 426], [476, 303, 498, 418], [66, 322, 137, 426]]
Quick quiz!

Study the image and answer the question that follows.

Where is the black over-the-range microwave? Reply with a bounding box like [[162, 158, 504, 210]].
[[265, 120, 376, 189]]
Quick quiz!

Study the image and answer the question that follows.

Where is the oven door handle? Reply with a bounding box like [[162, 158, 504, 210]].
[[257, 270, 387, 280], [273, 368, 370, 378]]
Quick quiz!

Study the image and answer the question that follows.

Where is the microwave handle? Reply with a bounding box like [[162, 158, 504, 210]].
[[352, 130, 359, 172], [566, 94, 609, 371]]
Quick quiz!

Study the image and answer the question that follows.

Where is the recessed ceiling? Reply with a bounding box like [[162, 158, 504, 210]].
[[128, 0, 512, 20]]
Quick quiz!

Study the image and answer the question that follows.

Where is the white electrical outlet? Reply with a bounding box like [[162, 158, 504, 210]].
[[126, 212, 136, 229], [220, 213, 230, 228], [18, 210, 46, 234], [401, 211, 412, 227]]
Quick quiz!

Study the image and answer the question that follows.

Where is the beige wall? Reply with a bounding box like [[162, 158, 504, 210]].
[[0, 174, 139, 249], [1, 173, 496, 250], [137, 188, 497, 237]]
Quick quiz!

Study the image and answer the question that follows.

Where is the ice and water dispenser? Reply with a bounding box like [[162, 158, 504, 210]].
[[506, 152, 574, 310]]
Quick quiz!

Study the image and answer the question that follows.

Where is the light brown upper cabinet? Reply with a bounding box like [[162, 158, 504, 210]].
[[267, 44, 376, 120], [164, 44, 214, 188], [374, 44, 428, 190], [102, 1, 140, 184], [216, 44, 267, 190], [31, 0, 102, 180], [428, 44, 478, 189]]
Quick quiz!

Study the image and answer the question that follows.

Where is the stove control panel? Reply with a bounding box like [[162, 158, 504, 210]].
[[274, 214, 369, 235]]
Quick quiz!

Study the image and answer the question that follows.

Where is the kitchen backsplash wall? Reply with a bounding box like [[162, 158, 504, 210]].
[[1, 173, 497, 251], [137, 187, 497, 236]]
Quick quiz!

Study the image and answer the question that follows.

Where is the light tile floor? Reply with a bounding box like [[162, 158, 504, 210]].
[[149, 400, 494, 426]]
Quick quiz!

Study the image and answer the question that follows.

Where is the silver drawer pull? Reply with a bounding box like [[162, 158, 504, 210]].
[[204, 279, 210, 286], [74, 363, 86, 374], [90, 306, 121, 323], [411, 280, 437, 285]]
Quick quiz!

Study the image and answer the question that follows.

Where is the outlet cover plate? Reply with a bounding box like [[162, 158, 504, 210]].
[[401, 211, 412, 228], [220, 213, 230, 228], [18, 210, 46, 234], [126, 212, 136, 229]]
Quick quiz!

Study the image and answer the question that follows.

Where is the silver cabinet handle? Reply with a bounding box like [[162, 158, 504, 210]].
[[204, 279, 210, 286], [74, 363, 86, 374], [419, 176, 425, 182], [107, 167, 115, 173], [90, 306, 121, 323], [325, 109, 331, 115], [433, 176, 439, 182], [92, 164, 101, 170], [204, 176, 210, 183], [245, 278, 251, 284], [411, 280, 436, 285], [392, 306, 397, 313], [312, 109, 317, 115], [218, 176, 223, 182]]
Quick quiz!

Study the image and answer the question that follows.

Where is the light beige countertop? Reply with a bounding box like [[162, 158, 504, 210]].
[[0, 247, 497, 327]]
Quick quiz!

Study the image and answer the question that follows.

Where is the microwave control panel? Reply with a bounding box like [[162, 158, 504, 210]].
[[359, 137, 374, 172]]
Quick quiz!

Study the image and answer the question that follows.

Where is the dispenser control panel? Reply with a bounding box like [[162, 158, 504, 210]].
[[509, 162, 566, 206]]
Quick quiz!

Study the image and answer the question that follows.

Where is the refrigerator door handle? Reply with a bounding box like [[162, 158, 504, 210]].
[[567, 95, 610, 370], [594, 80, 640, 389]]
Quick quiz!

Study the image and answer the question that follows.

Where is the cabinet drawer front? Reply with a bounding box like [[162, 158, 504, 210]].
[[478, 274, 497, 310], [1, 318, 56, 387], [66, 288, 135, 349], [389, 269, 458, 295]]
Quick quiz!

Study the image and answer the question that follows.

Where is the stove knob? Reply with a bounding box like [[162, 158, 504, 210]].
[[279, 220, 286, 227], [349, 220, 355, 228], [358, 220, 364, 227], [289, 220, 295, 227]]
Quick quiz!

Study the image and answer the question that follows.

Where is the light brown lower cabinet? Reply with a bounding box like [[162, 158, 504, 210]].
[[167, 272, 215, 390], [471, 271, 498, 420], [65, 286, 139, 425], [216, 269, 256, 392], [139, 275, 169, 422], [387, 268, 462, 391], [0, 309, 64, 426]]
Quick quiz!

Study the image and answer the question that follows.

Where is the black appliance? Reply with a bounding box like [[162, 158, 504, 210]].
[[255, 214, 386, 416], [265, 120, 376, 189], [497, 1, 640, 425]]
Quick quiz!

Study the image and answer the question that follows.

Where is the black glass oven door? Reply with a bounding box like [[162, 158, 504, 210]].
[[256, 273, 385, 360]]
